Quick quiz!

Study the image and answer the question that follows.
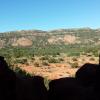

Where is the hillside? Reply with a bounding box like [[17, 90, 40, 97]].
[[0, 28, 100, 48], [0, 28, 100, 55]]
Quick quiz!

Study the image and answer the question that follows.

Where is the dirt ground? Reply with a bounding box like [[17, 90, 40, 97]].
[[16, 55, 99, 80], [18, 64, 79, 80]]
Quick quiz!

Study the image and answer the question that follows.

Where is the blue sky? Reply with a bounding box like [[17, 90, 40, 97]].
[[0, 0, 100, 32]]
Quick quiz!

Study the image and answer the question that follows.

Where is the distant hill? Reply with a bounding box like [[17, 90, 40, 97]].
[[0, 28, 100, 56]]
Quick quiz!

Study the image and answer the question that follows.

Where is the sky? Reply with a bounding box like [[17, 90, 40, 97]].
[[0, 0, 100, 32]]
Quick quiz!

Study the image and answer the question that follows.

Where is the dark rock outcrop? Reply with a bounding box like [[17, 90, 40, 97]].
[[48, 63, 100, 100], [0, 56, 48, 100]]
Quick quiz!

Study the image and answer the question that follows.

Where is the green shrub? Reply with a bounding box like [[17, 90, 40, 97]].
[[15, 58, 28, 64], [58, 58, 64, 61], [14, 67, 31, 77], [44, 77, 51, 90], [71, 62, 79, 68], [72, 57, 78, 61], [48, 57, 59, 63], [90, 57, 95, 61], [42, 61, 49, 66], [31, 57, 35, 60], [34, 62, 40, 67], [68, 52, 80, 57], [39, 56, 49, 60]]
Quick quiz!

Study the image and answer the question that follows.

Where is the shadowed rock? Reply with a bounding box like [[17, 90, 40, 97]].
[[48, 77, 92, 100], [75, 63, 98, 87], [0, 56, 16, 100], [48, 63, 100, 100], [16, 75, 48, 100], [0, 56, 48, 100]]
